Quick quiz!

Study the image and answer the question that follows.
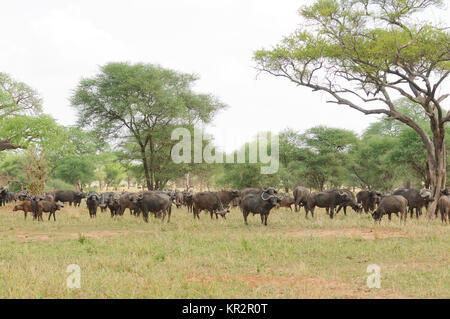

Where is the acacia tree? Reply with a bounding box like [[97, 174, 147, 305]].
[[255, 0, 450, 216], [0, 72, 42, 151], [72, 62, 226, 190]]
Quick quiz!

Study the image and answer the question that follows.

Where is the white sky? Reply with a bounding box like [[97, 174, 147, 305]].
[[1, 0, 448, 152]]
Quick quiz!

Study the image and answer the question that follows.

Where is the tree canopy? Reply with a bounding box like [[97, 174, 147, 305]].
[[72, 62, 227, 190], [255, 0, 450, 215]]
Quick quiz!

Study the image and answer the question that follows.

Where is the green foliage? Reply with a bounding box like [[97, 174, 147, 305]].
[[254, 0, 450, 196], [104, 163, 126, 189], [45, 178, 76, 192], [0, 115, 65, 150], [0, 72, 42, 119], [72, 62, 226, 190], [348, 135, 401, 192], [218, 135, 280, 190], [298, 126, 357, 190], [52, 155, 96, 188]]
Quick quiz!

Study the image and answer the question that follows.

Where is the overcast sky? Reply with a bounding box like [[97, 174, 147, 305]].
[[1, 1, 448, 152]]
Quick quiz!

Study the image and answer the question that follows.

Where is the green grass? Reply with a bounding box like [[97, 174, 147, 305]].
[[0, 203, 448, 298]]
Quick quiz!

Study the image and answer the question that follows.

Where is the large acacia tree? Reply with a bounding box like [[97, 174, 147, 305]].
[[72, 62, 226, 190], [254, 0, 450, 216], [0, 72, 42, 151]]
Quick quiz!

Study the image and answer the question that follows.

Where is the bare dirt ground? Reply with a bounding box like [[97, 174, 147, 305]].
[[5, 227, 409, 242]]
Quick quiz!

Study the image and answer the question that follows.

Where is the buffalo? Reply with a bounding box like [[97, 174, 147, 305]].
[[106, 193, 121, 217], [73, 191, 86, 207], [277, 194, 295, 211], [13, 199, 34, 219], [137, 191, 172, 223], [239, 187, 278, 199], [334, 189, 362, 215], [216, 190, 240, 209], [356, 190, 382, 214], [240, 191, 280, 226], [372, 195, 408, 223], [0, 187, 8, 206], [182, 190, 194, 213], [393, 188, 433, 218], [86, 192, 100, 218], [36, 200, 64, 221], [192, 191, 230, 220], [54, 190, 84, 206], [99, 192, 115, 213], [174, 190, 184, 208], [293, 186, 310, 212], [437, 190, 450, 223], [118, 192, 141, 216], [305, 190, 350, 219]]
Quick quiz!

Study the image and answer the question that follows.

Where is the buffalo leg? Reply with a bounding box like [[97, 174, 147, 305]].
[[243, 211, 249, 225]]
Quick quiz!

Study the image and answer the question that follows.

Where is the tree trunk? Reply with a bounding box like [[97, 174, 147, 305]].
[[140, 144, 152, 191], [427, 132, 447, 218], [148, 136, 154, 190]]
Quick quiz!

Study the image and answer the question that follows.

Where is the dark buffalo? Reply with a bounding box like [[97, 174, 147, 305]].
[[54, 190, 84, 206], [86, 192, 100, 218], [0, 187, 8, 206], [356, 190, 382, 214], [99, 192, 115, 212], [392, 188, 433, 219], [73, 191, 86, 207], [239, 187, 278, 199], [183, 190, 194, 213], [240, 191, 281, 226], [16, 190, 30, 201], [293, 186, 310, 212], [334, 189, 362, 215], [277, 194, 295, 211], [192, 192, 229, 220], [231, 197, 241, 207], [174, 190, 184, 208], [437, 191, 450, 223], [106, 193, 121, 217], [216, 190, 240, 208], [118, 192, 141, 216], [6, 191, 15, 203], [137, 191, 172, 223], [372, 195, 408, 223], [305, 190, 350, 219]]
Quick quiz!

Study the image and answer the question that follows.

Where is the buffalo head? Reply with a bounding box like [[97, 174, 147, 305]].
[[419, 189, 434, 202]]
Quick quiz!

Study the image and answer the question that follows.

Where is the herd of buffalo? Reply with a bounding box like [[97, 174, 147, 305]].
[[0, 185, 449, 225]]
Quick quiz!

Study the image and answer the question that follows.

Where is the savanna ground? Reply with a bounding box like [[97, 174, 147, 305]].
[[0, 202, 448, 299]]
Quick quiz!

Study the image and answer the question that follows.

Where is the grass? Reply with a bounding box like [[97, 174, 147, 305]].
[[0, 203, 448, 298]]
